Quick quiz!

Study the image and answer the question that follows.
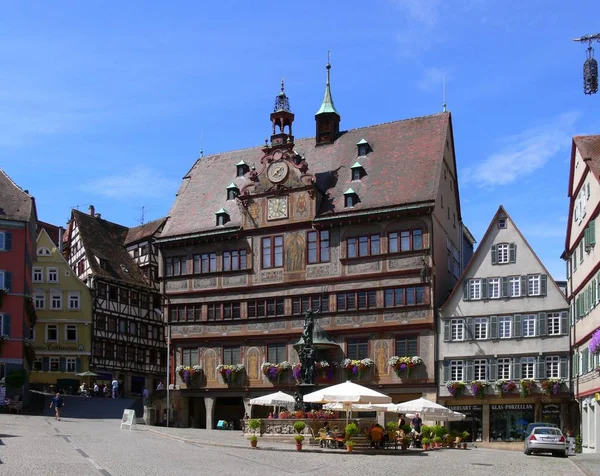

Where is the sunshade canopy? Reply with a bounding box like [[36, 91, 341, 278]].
[[303, 381, 391, 404], [249, 391, 295, 407]]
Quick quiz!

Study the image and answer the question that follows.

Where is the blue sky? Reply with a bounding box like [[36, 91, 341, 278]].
[[1, 1, 599, 280]]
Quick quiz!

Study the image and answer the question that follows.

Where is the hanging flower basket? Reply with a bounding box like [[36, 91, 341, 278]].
[[494, 379, 516, 398], [261, 361, 291, 383], [388, 356, 423, 377], [0, 288, 8, 308], [25, 296, 38, 327], [519, 378, 537, 398], [342, 358, 374, 379], [23, 338, 36, 365], [292, 360, 336, 383], [589, 329, 600, 354], [446, 381, 466, 398], [470, 380, 489, 399], [216, 364, 245, 384], [540, 378, 563, 396], [176, 365, 203, 386]]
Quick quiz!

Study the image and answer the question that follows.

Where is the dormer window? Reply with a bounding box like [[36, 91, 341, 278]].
[[226, 183, 239, 201], [356, 138, 370, 157], [351, 162, 365, 181], [344, 188, 359, 208], [498, 218, 507, 229], [215, 208, 230, 226], [236, 160, 249, 177]]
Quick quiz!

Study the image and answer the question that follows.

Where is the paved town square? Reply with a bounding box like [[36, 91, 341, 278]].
[[0, 415, 596, 476]]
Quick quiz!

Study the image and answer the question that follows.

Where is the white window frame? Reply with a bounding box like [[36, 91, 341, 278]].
[[509, 276, 521, 297], [474, 317, 488, 340], [522, 315, 536, 337], [32, 267, 43, 283], [47, 267, 58, 283], [497, 244, 509, 264], [528, 275, 541, 296], [469, 279, 481, 300], [450, 360, 464, 381], [34, 293, 45, 310], [46, 324, 58, 342], [66, 357, 76, 373], [0, 232, 5, 250], [0, 314, 9, 337], [498, 358, 511, 379], [65, 325, 77, 342], [498, 218, 507, 229], [68, 292, 80, 310], [547, 313, 561, 336], [0, 271, 5, 289], [474, 359, 487, 381], [451, 319, 465, 341], [521, 357, 536, 379], [49, 357, 60, 372], [546, 356, 560, 378], [498, 316, 512, 338], [51, 293, 62, 310], [488, 278, 500, 299]]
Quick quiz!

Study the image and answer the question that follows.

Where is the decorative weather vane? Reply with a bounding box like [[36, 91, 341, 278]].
[[573, 33, 600, 95]]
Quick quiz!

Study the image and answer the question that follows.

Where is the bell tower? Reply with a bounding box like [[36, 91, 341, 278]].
[[270, 79, 294, 148], [315, 54, 341, 145]]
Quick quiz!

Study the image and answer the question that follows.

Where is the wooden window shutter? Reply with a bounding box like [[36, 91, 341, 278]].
[[591, 219, 596, 246], [513, 314, 522, 338], [465, 360, 474, 381], [501, 277, 509, 298], [443, 361, 450, 383], [537, 312, 547, 337], [521, 276, 528, 296], [560, 356, 568, 379], [585, 227, 591, 250], [42, 357, 49, 372], [466, 317, 475, 340], [76, 358, 82, 373], [443, 320, 451, 342], [4, 232, 11, 251], [512, 358, 522, 379], [541, 275, 547, 296], [4, 272, 11, 292], [2, 314, 10, 337], [537, 356, 546, 379], [489, 358, 498, 380], [560, 311, 568, 335], [481, 279, 488, 299], [491, 245, 497, 265], [463, 280, 469, 301], [509, 243, 516, 263], [59, 357, 66, 372], [490, 315, 498, 339]]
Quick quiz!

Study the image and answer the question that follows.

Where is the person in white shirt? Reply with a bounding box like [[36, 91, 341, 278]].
[[93, 383, 99, 397], [111, 378, 119, 399], [156, 381, 164, 390]]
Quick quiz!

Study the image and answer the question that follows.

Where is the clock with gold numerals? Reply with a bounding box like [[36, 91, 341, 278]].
[[267, 161, 289, 184], [267, 197, 288, 220]]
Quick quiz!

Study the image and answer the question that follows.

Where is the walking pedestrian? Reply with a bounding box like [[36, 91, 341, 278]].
[[50, 392, 64, 421], [111, 377, 119, 399]]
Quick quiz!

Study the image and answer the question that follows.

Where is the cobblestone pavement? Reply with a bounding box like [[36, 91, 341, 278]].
[[0, 414, 595, 476]]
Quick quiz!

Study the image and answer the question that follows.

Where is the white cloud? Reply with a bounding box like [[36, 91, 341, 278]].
[[393, 0, 443, 57], [417, 66, 452, 92], [463, 112, 579, 188], [82, 166, 180, 200]]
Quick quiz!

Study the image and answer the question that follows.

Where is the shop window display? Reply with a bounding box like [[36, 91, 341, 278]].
[[490, 404, 534, 441]]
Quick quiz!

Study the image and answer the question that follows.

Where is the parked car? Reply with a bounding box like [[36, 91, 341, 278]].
[[524, 427, 567, 457], [525, 422, 559, 437]]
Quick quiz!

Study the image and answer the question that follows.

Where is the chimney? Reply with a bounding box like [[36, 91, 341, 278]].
[[95, 213, 101, 219], [58, 226, 64, 253], [89, 205, 95, 216]]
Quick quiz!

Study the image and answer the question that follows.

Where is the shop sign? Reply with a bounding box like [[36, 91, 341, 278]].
[[542, 404, 561, 415], [448, 405, 483, 412], [491, 404, 534, 411], [35, 344, 85, 352]]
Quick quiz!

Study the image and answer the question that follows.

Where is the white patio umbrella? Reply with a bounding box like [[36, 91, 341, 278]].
[[323, 402, 396, 413], [392, 397, 455, 419], [304, 381, 392, 424], [249, 391, 295, 407]]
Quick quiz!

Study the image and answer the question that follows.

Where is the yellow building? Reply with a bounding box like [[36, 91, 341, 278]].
[[29, 228, 93, 392]]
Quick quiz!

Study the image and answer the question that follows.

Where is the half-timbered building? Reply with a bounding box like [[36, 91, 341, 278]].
[[63, 207, 167, 395], [156, 65, 470, 429]]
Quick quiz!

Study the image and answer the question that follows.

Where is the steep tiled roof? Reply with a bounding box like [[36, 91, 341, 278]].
[[72, 210, 149, 287], [574, 135, 600, 178], [37, 220, 61, 246], [124, 217, 167, 246], [0, 169, 35, 222], [161, 112, 450, 238]]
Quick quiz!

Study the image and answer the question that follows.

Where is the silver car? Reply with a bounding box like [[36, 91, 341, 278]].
[[524, 427, 567, 457]]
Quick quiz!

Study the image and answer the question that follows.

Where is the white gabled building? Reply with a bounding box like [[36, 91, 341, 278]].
[[564, 135, 600, 453], [439, 206, 570, 448]]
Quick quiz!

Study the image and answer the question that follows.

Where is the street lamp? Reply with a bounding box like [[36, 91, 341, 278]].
[[573, 33, 600, 95]]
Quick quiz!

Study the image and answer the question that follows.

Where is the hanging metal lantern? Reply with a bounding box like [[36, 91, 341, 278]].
[[584, 46, 598, 95]]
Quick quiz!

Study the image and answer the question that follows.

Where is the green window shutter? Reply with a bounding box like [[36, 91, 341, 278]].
[[593, 280, 597, 306], [573, 250, 577, 270], [491, 245, 497, 265], [591, 220, 596, 246], [490, 315, 498, 339], [537, 356, 546, 379], [513, 358, 522, 379], [489, 358, 498, 380], [580, 241, 584, 262], [443, 361, 450, 383], [42, 357, 49, 371], [513, 314, 522, 338], [76, 358, 82, 373], [585, 228, 590, 250], [509, 243, 516, 263], [521, 276, 528, 296], [560, 311, 568, 335], [463, 281, 469, 301], [4, 272, 11, 292], [481, 279, 488, 299], [466, 318, 474, 340], [465, 360, 474, 381], [2, 314, 10, 337], [443, 320, 451, 342], [541, 275, 547, 296], [59, 357, 66, 372], [537, 312, 547, 336], [501, 277, 509, 298], [560, 356, 568, 379], [4, 232, 11, 251], [572, 352, 578, 376]]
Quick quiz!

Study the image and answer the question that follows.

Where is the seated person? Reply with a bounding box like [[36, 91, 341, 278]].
[[323, 422, 331, 435], [370, 424, 385, 449]]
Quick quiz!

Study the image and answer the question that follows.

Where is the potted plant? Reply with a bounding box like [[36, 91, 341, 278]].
[[345, 422, 359, 439], [294, 434, 305, 450], [461, 431, 470, 449], [421, 437, 431, 450], [345, 439, 355, 452], [248, 418, 261, 448], [293, 421, 306, 450], [433, 436, 442, 448], [402, 436, 411, 450]]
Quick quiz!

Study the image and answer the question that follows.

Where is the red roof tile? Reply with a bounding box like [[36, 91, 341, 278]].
[[125, 217, 167, 246], [0, 169, 35, 222]]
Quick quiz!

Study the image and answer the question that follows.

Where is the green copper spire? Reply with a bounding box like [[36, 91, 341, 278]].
[[315, 52, 340, 116]]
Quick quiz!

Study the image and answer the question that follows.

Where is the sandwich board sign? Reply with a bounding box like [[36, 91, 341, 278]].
[[120, 409, 136, 430]]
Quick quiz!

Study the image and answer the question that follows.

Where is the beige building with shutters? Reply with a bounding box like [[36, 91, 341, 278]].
[[439, 206, 571, 448]]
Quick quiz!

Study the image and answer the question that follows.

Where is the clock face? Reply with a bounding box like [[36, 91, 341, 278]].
[[267, 197, 288, 220], [267, 161, 289, 184]]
